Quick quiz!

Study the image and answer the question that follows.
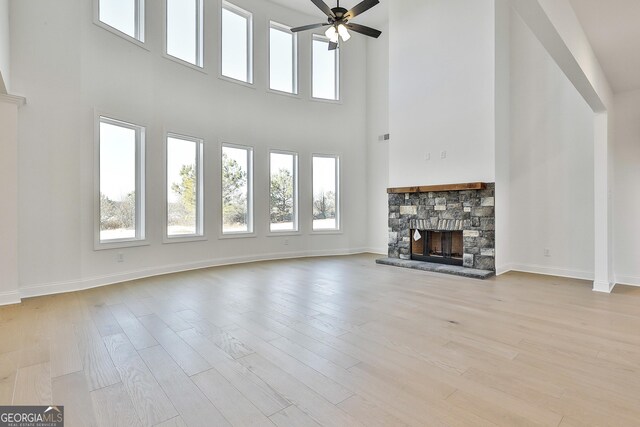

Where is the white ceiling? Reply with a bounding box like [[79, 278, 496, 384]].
[[569, 0, 640, 93], [268, 0, 389, 28]]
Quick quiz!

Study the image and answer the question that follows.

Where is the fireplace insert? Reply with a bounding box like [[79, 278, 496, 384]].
[[410, 229, 464, 266]]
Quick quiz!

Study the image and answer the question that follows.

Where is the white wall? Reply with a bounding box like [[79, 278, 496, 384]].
[[365, 23, 389, 254], [0, 0, 9, 93], [388, 0, 497, 187], [0, 99, 19, 304], [613, 89, 640, 286], [11, 0, 368, 297], [507, 11, 595, 279]]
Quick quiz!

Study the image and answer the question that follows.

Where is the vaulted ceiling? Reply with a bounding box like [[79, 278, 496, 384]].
[[268, 0, 389, 28]]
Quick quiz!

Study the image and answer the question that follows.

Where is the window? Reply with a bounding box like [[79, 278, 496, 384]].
[[99, 0, 145, 41], [270, 151, 298, 232], [166, 0, 203, 66], [269, 22, 297, 94], [99, 117, 145, 243], [312, 155, 339, 230], [312, 35, 339, 100], [166, 134, 204, 238], [221, 2, 253, 83], [222, 144, 253, 234]]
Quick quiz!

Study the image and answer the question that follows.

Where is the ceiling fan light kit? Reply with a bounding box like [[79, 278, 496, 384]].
[[291, 0, 382, 50]]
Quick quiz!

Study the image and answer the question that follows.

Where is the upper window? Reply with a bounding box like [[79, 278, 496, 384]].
[[222, 144, 253, 234], [269, 22, 297, 94], [312, 155, 339, 231], [166, 134, 204, 238], [270, 151, 298, 232], [99, 117, 145, 243], [166, 0, 203, 66], [312, 35, 339, 100], [99, 0, 145, 42], [221, 2, 253, 83]]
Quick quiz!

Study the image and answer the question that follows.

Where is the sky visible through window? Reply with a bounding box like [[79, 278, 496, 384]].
[[270, 152, 295, 231], [312, 38, 337, 100], [270, 26, 294, 93], [100, 0, 136, 38], [222, 7, 249, 82], [167, 0, 198, 65], [313, 156, 337, 230], [222, 146, 250, 232], [167, 137, 196, 204], [100, 122, 136, 202]]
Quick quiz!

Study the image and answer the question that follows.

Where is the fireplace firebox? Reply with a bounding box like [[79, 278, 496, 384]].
[[410, 230, 464, 266]]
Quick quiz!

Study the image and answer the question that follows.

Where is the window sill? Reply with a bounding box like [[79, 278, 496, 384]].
[[94, 239, 151, 251], [310, 229, 343, 235], [310, 96, 342, 105], [162, 53, 207, 74], [218, 73, 255, 89], [93, 20, 149, 51], [219, 231, 257, 239], [163, 235, 207, 244], [267, 88, 301, 99], [266, 230, 301, 237]]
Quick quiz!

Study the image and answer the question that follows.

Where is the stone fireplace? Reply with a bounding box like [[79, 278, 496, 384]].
[[385, 183, 496, 273]]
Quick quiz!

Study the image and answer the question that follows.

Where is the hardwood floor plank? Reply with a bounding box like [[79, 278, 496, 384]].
[[269, 405, 322, 427], [91, 382, 142, 427], [13, 362, 51, 405], [51, 372, 98, 427], [138, 345, 231, 427], [108, 304, 158, 350]]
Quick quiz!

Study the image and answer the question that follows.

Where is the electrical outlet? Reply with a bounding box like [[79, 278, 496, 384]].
[[424, 152, 431, 161], [440, 150, 447, 159], [284, 239, 289, 246], [544, 248, 551, 257], [117, 252, 124, 263]]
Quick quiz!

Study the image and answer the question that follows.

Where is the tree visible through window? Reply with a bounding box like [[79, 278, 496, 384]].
[[167, 135, 203, 237], [312, 155, 339, 230], [270, 152, 297, 232], [222, 145, 252, 233]]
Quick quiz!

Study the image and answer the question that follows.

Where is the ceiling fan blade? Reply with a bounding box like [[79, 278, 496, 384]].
[[291, 23, 329, 32], [344, 0, 379, 20], [328, 41, 339, 51], [311, 0, 335, 18], [345, 23, 382, 38]]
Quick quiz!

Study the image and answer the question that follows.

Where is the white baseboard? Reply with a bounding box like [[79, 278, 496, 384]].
[[0, 291, 21, 306], [16, 248, 370, 303], [614, 275, 640, 288], [364, 247, 387, 255], [495, 264, 513, 276], [593, 280, 615, 293], [499, 263, 594, 281]]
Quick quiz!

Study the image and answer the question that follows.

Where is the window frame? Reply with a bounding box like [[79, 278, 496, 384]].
[[163, 0, 205, 69], [311, 153, 341, 233], [311, 34, 340, 102], [164, 132, 206, 243], [94, 114, 148, 250], [219, 1, 254, 86], [268, 21, 299, 96], [94, 0, 146, 48], [268, 149, 299, 234], [220, 142, 255, 237]]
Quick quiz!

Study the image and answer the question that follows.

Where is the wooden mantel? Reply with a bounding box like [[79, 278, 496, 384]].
[[387, 182, 487, 194]]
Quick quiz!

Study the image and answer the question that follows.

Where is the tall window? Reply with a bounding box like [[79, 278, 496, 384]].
[[312, 35, 339, 100], [269, 22, 297, 94], [166, 134, 203, 238], [99, 0, 145, 41], [222, 144, 253, 234], [221, 2, 253, 83], [99, 117, 145, 242], [312, 155, 339, 230], [166, 0, 203, 66], [270, 151, 298, 232]]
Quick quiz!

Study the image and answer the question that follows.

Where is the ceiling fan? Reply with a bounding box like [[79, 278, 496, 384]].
[[291, 0, 382, 50]]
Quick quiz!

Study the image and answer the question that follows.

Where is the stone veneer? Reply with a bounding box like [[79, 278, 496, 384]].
[[388, 183, 495, 271]]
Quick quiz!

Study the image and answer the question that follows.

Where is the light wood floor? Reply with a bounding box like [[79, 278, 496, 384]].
[[1, 254, 640, 426]]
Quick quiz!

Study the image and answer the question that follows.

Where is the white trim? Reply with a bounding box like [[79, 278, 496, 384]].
[[501, 263, 594, 281], [0, 291, 21, 306], [220, 0, 254, 85], [268, 20, 299, 96], [365, 247, 387, 255], [268, 149, 299, 234], [311, 153, 340, 232], [220, 142, 254, 236], [164, 132, 206, 243], [163, 0, 205, 69], [17, 248, 370, 301], [93, 0, 147, 49], [615, 276, 640, 288], [593, 280, 615, 293], [0, 94, 26, 106], [311, 34, 341, 102]]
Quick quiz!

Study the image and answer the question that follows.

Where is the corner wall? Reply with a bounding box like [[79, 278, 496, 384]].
[[0, 0, 10, 93]]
